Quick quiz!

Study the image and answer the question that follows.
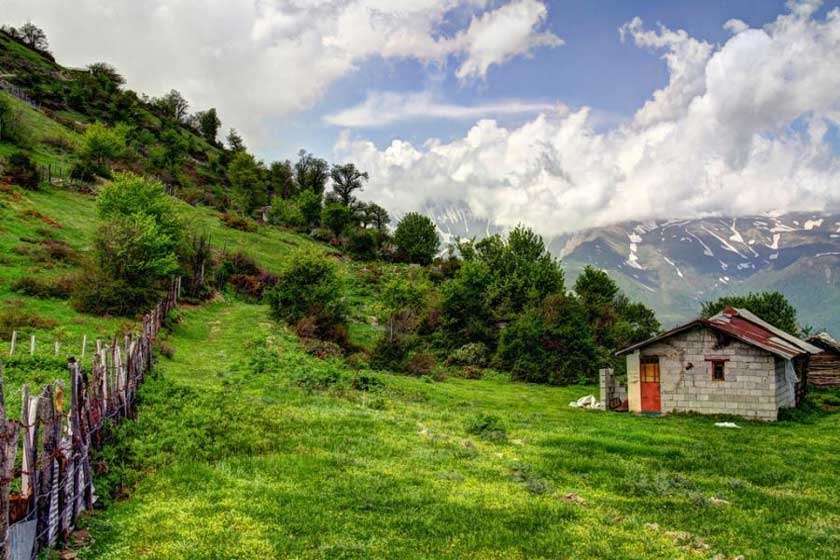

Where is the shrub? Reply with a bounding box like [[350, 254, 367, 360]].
[[351, 373, 383, 392], [156, 340, 175, 359], [0, 305, 58, 338], [344, 227, 377, 260], [77, 122, 128, 175], [0, 94, 32, 147], [465, 414, 507, 442], [393, 212, 439, 265], [321, 202, 353, 237], [291, 366, 344, 391], [301, 338, 344, 360], [266, 250, 347, 341], [268, 197, 305, 229], [295, 189, 323, 228], [448, 342, 489, 367], [71, 267, 160, 316], [369, 335, 410, 372], [405, 351, 436, 377], [496, 294, 600, 385], [220, 212, 257, 232], [229, 272, 277, 301], [4, 152, 40, 190], [11, 275, 74, 299]]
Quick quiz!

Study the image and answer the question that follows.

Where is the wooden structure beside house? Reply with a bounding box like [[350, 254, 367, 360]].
[[614, 307, 821, 421], [807, 333, 840, 387]]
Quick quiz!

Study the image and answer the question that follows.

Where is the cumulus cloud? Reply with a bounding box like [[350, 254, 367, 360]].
[[337, 2, 840, 236], [324, 90, 560, 127], [2, 0, 561, 146]]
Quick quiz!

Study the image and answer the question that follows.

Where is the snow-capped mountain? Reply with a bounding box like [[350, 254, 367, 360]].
[[431, 208, 840, 334]]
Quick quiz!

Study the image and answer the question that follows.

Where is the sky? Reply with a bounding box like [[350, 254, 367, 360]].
[[4, 0, 840, 235]]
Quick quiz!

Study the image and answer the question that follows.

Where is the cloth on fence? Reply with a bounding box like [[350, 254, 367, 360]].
[[7, 519, 36, 560]]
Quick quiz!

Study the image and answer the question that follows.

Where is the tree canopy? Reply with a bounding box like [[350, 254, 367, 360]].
[[701, 291, 800, 336]]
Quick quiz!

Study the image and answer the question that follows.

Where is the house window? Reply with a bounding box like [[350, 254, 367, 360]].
[[711, 360, 726, 381], [640, 356, 660, 382]]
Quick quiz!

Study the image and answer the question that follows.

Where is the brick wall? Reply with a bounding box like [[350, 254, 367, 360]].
[[639, 325, 779, 420]]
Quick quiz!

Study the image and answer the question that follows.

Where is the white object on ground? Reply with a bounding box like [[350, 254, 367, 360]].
[[714, 422, 740, 429], [569, 395, 604, 410]]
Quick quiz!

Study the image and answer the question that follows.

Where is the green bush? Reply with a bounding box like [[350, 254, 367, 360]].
[[321, 201, 353, 237], [496, 293, 601, 385], [71, 266, 160, 316], [344, 226, 378, 260], [268, 197, 305, 229], [394, 212, 439, 265], [448, 342, 489, 367], [4, 152, 40, 189], [11, 275, 74, 299], [466, 414, 507, 442], [266, 250, 347, 341], [0, 94, 32, 147]]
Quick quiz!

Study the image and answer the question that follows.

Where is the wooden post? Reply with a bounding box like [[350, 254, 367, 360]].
[[30, 335, 35, 356], [7, 332, 15, 357], [54, 340, 60, 356], [81, 335, 87, 358]]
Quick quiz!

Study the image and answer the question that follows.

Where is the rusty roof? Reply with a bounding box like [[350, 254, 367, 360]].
[[616, 307, 820, 360]]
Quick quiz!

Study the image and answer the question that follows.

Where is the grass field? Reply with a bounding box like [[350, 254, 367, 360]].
[[73, 299, 840, 560]]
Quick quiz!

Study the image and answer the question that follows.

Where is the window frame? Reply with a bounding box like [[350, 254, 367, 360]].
[[709, 359, 727, 381]]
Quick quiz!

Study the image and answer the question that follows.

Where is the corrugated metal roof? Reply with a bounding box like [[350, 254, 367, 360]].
[[616, 307, 820, 360]]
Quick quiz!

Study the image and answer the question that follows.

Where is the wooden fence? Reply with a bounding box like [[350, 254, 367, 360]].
[[0, 279, 179, 560], [0, 79, 41, 111]]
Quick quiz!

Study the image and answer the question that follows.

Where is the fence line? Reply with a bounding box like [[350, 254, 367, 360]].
[[0, 279, 179, 560], [0, 79, 41, 111]]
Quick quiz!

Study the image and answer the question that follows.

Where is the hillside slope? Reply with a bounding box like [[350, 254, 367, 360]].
[[75, 299, 840, 560]]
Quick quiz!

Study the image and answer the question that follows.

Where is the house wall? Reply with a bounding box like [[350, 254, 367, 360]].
[[626, 351, 641, 413], [636, 326, 779, 420]]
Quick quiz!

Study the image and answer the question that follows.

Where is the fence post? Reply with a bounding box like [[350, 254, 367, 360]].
[[29, 336, 35, 356], [81, 335, 87, 359], [8, 332, 15, 357]]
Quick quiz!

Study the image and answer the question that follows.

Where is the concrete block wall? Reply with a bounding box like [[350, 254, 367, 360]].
[[599, 368, 627, 409], [639, 326, 779, 420]]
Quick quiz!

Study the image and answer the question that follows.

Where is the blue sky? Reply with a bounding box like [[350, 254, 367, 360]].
[[6, 0, 840, 232], [279, 0, 839, 160]]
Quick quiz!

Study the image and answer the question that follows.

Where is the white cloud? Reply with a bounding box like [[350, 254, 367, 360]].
[[2, 0, 561, 147], [337, 2, 840, 237], [453, 0, 563, 81], [324, 90, 560, 127]]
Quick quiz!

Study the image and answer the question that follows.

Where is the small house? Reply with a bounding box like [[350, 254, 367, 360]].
[[806, 333, 840, 387], [613, 307, 821, 421]]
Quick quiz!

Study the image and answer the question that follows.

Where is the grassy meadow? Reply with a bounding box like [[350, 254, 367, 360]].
[[71, 299, 840, 560]]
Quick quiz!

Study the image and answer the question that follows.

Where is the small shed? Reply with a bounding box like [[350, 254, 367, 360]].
[[806, 333, 840, 387], [614, 307, 821, 421]]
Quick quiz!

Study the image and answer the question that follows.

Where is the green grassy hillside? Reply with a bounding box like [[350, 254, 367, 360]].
[[74, 299, 840, 560]]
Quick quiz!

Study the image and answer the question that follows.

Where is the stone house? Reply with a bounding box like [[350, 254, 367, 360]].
[[612, 307, 820, 421]]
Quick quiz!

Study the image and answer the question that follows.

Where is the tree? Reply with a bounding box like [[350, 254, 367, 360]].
[[463, 226, 564, 317], [329, 163, 368, 206], [226, 128, 245, 152], [87, 63, 125, 94], [196, 108, 221, 144], [4, 152, 39, 190], [19, 22, 49, 51], [269, 160, 296, 199], [294, 150, 329, 195], [367, 203, 390, 231], [321, 202, 353, 237], [97, 172, 183, 247], [295, 189, 322, 228], [496, 294, 600, 385], [155, 89, 189, 123], [77, 122, 128, 177], [701, 292, 800, 336], [227, 151, 267, 214], [440, 260, 496, 348], [394, 212, 439, 265], [75, 174, 184, 315], [573, 265, 659, 360], [266, 250, 347, 340]]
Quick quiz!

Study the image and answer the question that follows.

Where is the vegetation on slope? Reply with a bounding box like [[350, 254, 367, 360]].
[[77, 300, 840, 559]]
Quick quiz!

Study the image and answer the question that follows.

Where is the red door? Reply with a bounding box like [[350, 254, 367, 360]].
[[640, 357, 661, 412]]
